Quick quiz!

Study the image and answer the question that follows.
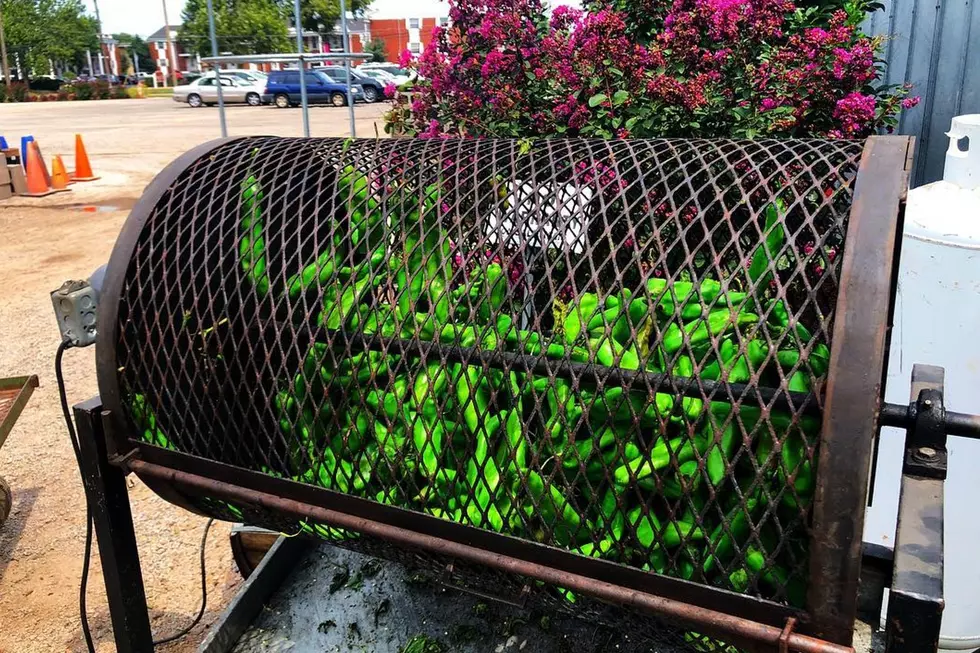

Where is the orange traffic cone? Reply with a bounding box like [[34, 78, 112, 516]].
[[31, 140, 52, 187], [51, 155, 72, 190], [71, 134, 99, 182], [22, 142, 59, 197]]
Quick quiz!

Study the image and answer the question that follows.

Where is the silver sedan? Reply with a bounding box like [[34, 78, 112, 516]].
[[173, 76, 265, 108]]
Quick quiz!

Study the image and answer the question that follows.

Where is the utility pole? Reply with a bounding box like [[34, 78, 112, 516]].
[[92, 0, 105, 75], [206, 0, 227, 137], [162, 0, 178, 87], [340, 0, 355, 137], [294, 0, 310, 137], [0, 0, 11, 89]]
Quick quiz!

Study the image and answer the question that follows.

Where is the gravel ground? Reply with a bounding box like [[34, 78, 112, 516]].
[[0, 98, 388, 652]]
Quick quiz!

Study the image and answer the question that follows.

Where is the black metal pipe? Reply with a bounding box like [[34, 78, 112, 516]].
[[879, 403, 980, 439], [313, 327, 823, 417]]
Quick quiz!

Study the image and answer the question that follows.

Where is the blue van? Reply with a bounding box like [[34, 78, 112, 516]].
[[262, 70, 364, 108]]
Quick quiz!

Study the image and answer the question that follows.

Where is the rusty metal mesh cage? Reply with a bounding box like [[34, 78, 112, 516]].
[[104, 136, 866, 631]]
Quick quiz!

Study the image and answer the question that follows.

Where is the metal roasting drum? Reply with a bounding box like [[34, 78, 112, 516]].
[[92, 135, 920, 652]]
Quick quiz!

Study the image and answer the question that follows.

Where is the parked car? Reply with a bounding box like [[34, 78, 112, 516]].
[[209, 69, 268, 85], [357, 63, 415, 86], [316, 66, 384, 102], [173, 76, 265, 107], [95, 74, 123, 86], [155, 69, 184, 85], [262, 70, 363, 108], [357, 68, 397, 84]]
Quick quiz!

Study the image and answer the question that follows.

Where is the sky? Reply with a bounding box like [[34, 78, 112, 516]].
[[87, 0, 582, 37]]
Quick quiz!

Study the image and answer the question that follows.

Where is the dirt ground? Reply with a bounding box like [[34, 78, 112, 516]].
[[0, 98, 388, 652]]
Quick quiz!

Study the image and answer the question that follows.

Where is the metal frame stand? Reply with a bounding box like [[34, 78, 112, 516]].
[[883, 365, 946, 653], [74, 398, 154, 653]]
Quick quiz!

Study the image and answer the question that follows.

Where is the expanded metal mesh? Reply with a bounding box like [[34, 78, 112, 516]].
[[113, 137, 864, 624]]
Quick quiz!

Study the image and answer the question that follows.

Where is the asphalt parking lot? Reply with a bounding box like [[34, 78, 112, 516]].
[[0, 97, 388, 193], [0, 97, 388, 652]]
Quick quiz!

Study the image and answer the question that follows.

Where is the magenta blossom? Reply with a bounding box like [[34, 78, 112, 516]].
[[386, 0, 917, 141]]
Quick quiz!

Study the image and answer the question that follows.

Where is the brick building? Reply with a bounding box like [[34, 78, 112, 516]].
[[368, 16, 448, 61], [147, 25, 201, 82]]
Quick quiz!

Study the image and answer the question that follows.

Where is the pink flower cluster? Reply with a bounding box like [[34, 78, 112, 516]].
[[386, 0, 919, 140]]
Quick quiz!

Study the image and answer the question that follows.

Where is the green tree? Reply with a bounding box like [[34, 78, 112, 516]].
[[1, 0, 98, 77], [118, 48, 132, 74], [363, 38, 386, 62], [181, 0, 291, 56], [114, 33, 154, 73], [281, 0, 373, 32]]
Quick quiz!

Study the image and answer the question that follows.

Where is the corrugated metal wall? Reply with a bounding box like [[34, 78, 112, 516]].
[[864, 0, 979, 185]]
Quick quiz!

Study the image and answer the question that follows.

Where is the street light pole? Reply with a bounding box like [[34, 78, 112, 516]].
[[205, 0, 227, 138], [294, 0, 310, 138], [0, 0, 12, 89], [92, 0, 105, 76], [340, 0, 355, 137], [161, 0, 178, 87]]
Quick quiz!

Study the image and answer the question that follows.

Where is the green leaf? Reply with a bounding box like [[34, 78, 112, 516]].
[[588, 93, 608, 108], [612, 90, 629, 106]]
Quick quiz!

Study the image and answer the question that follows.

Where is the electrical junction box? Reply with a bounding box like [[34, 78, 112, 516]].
[[51, 280, 98, 348]]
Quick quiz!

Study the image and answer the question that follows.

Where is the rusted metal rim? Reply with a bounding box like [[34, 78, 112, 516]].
[[806, 135, 914, 643], [129, 458, 854, 653]]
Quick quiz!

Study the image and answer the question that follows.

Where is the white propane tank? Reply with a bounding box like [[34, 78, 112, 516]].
[[863, 115, 980, 650]]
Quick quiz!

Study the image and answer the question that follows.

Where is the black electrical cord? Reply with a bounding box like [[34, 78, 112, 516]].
[[152, 517, 214, 646], [55, 339, 214, 651], [55, 340, 95, 653]]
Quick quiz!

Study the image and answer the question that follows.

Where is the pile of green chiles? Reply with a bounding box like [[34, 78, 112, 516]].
[[134, 163, 829, 608]]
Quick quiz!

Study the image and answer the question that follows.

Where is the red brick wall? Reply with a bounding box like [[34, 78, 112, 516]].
[[370, 19, 409, 62], [368, 18, 441, 61], [101, 43, 124, 76], [148, 40, 190, 73], [421, 17, 437, 49]]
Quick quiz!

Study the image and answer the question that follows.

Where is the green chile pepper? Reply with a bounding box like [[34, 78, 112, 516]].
[[705, 424, 736, 486], [563, 293, 600, 344], [613, 436, 694, 485], [629, 507, 704, 549], [663, 460, 701, 498], [412, 414, 444, 477], [286, 250, 339, 299], [457, 366, 490, 434], [525, 472, 582, 545], [703, 495, 760, 574], [239, 172, 270, 297]]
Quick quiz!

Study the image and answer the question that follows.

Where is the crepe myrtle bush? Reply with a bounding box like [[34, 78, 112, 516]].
[[384, 0, 918, 139]]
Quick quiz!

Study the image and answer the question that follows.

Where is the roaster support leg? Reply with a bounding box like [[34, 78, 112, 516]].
[[884, 365, 945, 653], [75, 398, 154, 653]]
